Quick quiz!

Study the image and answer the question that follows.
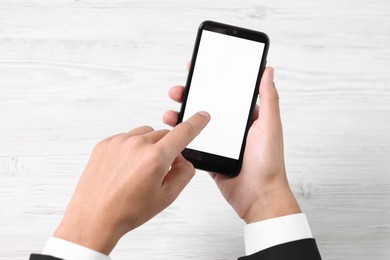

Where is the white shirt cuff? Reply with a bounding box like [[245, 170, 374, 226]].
[[244, 213, 313, 255], [42, 237, 110, 260]]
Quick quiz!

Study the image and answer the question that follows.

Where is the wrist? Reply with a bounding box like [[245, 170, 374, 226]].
[[243, 186, 301, 224], [53, 211, 121, 255]]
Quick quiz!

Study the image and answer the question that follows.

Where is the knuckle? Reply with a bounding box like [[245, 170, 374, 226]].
[[142, 125, 154, 133], [180, 121, 195, 137], [126, 135, 146, 148], [145, 147, 167, 169], [153, 146, 168, 161], [94, 138, 108, 151]]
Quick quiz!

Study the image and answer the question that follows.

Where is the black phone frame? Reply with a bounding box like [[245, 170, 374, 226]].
[[177, 20, 270, 177]]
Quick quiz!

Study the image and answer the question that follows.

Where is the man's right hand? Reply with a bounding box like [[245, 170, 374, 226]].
[[163, 67, 301, 224]]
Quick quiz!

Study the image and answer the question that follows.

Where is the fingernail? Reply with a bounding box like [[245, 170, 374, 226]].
[[198, 111, 210, 120], [269, 68, 274, 81]]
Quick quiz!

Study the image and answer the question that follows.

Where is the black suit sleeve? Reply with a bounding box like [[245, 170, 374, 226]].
[[238, 238, 321, 260], [29, 254, 62, 260], [30, 238, 321, 260]]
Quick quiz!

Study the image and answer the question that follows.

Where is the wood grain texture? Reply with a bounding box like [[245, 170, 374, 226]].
[[0, 0, 389, 259]]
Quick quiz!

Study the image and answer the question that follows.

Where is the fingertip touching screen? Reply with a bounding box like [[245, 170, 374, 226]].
[[182, 29, 265, 160]]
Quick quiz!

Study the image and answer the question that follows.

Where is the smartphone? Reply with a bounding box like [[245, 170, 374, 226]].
[[177, 21, 269, 177]]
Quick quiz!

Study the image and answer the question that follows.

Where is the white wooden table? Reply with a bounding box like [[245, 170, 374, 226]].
[[0, 0, 389, 259]]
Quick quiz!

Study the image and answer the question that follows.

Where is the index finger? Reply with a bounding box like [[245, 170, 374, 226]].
[[157, 111, 210, 160]]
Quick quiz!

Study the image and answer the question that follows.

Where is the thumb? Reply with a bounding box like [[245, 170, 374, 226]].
[[258, 67, 282, 129], [162, 154, 195, 201]]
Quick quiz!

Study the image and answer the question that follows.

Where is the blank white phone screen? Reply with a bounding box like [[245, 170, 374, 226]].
[[183, 30, 265, 159]]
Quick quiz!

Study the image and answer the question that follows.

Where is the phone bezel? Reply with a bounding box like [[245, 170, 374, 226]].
[[177, 20, 270, 177]]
